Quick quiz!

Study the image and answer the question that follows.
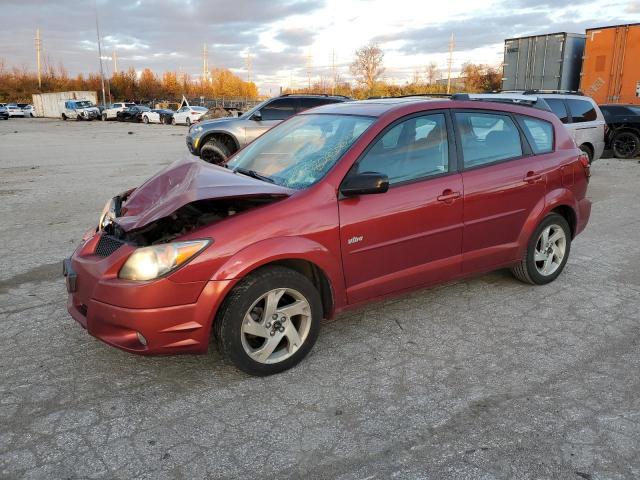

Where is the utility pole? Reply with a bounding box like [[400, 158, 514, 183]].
[[331, 49, 336, 95], [202, 43, 209, 82], [446, 33, 455, 94], [113, 49, 118, 73], [94, 0, 106, 106], [245, 50, 252, 84], [306, 51, 312, 90], [35, 28, 42, 89]]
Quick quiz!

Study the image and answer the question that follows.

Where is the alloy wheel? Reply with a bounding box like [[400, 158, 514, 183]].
[[240, 288, 312, 364], [534, 224, 566, 276], [613, 133, 638, 158]]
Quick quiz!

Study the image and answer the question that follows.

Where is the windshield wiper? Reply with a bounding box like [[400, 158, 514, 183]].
[[234, 167, 275, 183]]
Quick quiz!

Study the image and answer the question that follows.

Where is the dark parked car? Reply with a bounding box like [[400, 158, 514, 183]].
[[64, 97, 591, 375], [600, 104, 640, 159], [116, 105, 151, 122], [186, 94, 350, 164], [0, 105, 8, 120]]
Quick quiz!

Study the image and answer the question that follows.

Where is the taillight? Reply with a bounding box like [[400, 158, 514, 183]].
[[578, 152, 590, 180]]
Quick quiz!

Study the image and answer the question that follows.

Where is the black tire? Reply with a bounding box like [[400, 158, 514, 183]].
[[612, 131, 640, 159], [511, 213, 572, 285], [214, 266, 322, 376], [102, 113, 107, 121], [200, 138, 231, 164], [143, 115, 149, 124], [171, 117, 176, 125], [579, 144, 594, 164], [61, 113, 67, 121], [186, 117, 191, 126]]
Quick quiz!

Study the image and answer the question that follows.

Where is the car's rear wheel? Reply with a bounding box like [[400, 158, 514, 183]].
[[579, 144, 594, 164], [143, 115, 149, 124], [171, 117, 176, 125], [186, 117, 191, 126], [512, 213, 571, 285], [215, 266, 322, 376], [612, 131, 640, 159], [102, 113, 107, 121], [200, 138, 231, 164], [61, 113, 67, 121]]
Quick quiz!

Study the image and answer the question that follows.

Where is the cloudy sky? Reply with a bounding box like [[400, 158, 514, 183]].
[[1, 0, 639, 94]]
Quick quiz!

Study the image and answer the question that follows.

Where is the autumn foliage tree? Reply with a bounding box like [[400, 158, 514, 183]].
[[461, 62, 503, 92], [0, 58, 259, 103]]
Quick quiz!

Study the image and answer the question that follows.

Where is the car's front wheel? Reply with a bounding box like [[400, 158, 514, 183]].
[[171, 117, 176, 125], [143, 115, 149, 124], [186, 117, 191, 126], [215, 266, 322, 376], [200, 138, 231, 164], [512, 213, 571, 285]]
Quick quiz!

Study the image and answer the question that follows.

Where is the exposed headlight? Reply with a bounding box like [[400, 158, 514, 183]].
[[118, 240, 210, 281], [191, 125, 203, 134], [98, 199, 116, 230]]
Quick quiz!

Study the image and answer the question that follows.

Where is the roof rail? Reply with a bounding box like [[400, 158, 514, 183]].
[[366, 93, 452, 100], [505, 89, 584, 96], [279, 93, 352, 99]]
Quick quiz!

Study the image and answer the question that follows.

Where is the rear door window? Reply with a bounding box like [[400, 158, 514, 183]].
[[545, 98, 569, 123], [298, 98, 340, 112], [518, 116, 554, 154], [455, 112, 523, 168], [261, 98, 298, 121], [566, 99, 597, 123]]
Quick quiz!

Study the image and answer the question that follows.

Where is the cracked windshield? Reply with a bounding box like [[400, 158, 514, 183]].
[[227, 113, 374, 189]]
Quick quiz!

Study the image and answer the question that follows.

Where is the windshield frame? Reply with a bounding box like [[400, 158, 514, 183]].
[[226, 112, 376, 190]]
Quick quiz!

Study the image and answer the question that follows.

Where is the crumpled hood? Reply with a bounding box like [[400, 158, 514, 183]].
[[116, 158, 294, 231]]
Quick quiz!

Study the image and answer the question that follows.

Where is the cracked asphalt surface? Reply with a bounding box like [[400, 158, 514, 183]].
[[1, 118, 639, 479]]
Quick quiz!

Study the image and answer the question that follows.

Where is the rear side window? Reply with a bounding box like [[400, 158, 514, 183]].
[[298, 98, 340, 111], [455, 112, 523, 168], [566, 99, 597, 123], [545, 98, 569, 123], [356, 113, 449, 185], [518, 116, 554, 154], [261, 98, 297, 121]]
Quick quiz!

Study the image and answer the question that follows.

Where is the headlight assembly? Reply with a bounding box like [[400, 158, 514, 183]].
[[118, 240, 210, 281], [98, 199, 116, 230]]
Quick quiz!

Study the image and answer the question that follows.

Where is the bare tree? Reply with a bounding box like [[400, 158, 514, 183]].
[[350, 43, 385, 92], [425, 62, 439, 85]]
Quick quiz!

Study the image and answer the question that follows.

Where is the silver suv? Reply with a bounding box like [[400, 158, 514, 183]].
[[501, 91, 606, 163], [186, 94, 349, 163]]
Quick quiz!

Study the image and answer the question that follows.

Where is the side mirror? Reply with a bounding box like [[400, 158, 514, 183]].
[[340, 172, 389, 197], [251, 110, 262, 121]]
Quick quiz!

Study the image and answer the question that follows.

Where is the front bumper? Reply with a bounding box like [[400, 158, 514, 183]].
[[63, 232, 234, 355]]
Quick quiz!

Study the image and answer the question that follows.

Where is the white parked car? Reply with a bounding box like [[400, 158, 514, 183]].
[[23, 105, 35, 117], [172, 106, 208, 125], [102, 102, 136, 121], [6, 104, 25, 117], [61, 100, 100, 120]]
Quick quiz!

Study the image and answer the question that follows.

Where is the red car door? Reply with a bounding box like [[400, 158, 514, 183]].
[[454, 110, 546, 273], [338, 112, 463, 304]]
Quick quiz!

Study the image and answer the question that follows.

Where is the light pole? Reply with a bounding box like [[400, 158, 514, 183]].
[[94, 0, 106, 106]]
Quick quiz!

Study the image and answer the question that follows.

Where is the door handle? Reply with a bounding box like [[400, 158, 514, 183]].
[[437, 189, 461, 202], [524, 171, 543, 183]]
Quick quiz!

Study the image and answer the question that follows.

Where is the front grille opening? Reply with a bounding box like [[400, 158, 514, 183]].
[[95, 234, 125, 257]]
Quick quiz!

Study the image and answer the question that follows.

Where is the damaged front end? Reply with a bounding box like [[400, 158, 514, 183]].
[[96, 158, 294, 247]]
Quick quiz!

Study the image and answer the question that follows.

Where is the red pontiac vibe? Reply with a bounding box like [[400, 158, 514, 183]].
[[64, 97, 591, 375]]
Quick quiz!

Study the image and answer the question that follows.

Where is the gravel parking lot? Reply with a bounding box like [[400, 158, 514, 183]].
[[1, 118, 639, 479]]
